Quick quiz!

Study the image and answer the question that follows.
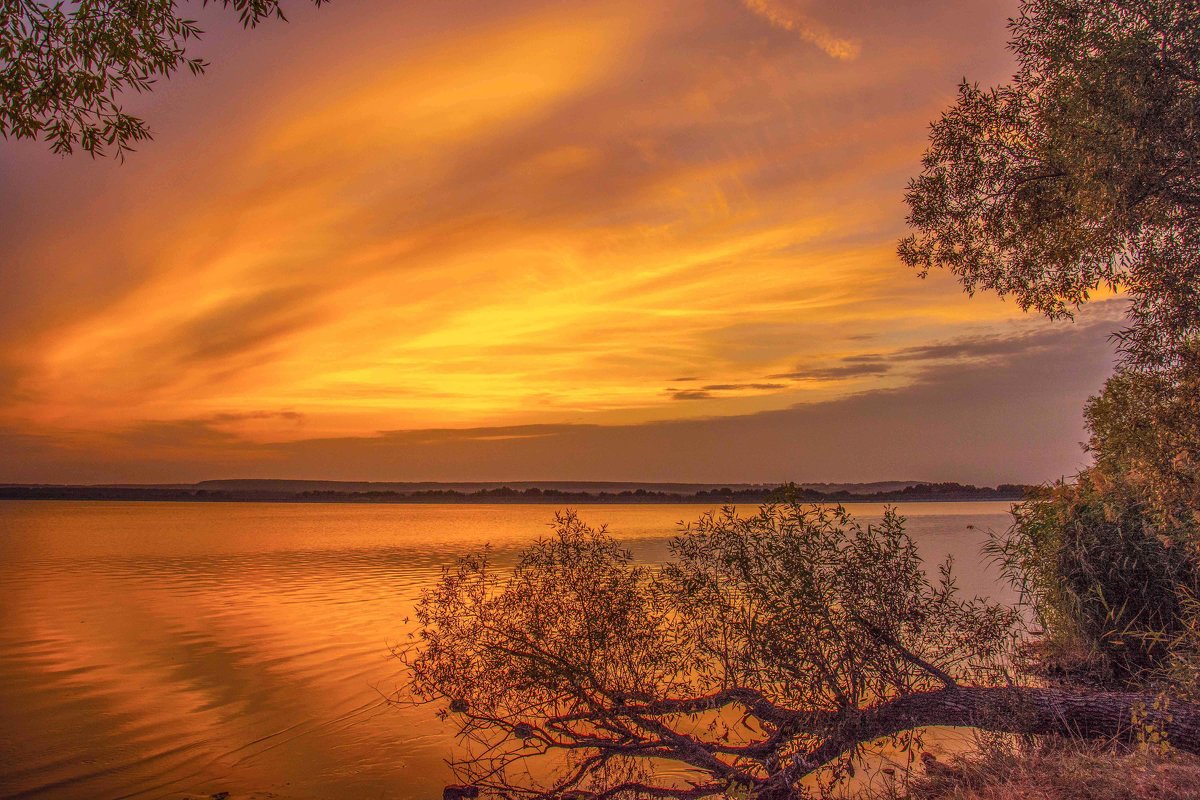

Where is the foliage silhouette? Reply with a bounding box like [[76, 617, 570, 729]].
[[899, 0, 1200, 371], [1, 0, 326, 157]]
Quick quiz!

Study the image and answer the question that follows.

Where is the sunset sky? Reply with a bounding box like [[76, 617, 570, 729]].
[[0, 0, 1122, 484]]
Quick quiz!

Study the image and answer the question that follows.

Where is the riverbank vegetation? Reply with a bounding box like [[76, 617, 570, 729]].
[[403, 505, 1200, 798]]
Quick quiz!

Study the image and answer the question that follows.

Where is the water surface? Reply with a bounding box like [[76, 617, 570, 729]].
[[0, 501, 1016, 799]]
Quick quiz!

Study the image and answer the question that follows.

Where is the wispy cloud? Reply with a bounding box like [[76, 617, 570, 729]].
[[740, 0, 861, 60], [700, 383, 788, 391], [767, 364, 891, 380], [669, 382, 787, 401]]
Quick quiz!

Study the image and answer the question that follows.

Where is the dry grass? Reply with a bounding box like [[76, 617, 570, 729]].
[[893, 742, 1200, 800]]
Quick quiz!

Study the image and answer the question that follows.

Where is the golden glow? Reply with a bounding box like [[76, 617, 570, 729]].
[[0, 0, 1037, 474]]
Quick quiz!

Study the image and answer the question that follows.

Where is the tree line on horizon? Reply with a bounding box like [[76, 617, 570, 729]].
[[0, 480, 1032, 504]]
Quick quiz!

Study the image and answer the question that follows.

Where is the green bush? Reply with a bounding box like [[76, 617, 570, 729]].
[[996, 475, 1200, 687]]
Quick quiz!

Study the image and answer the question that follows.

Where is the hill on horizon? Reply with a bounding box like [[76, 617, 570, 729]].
[[157, 479, 928, 495]]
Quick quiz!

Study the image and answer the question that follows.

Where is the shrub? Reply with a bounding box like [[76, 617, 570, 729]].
[[994, 475, 1200, 687]]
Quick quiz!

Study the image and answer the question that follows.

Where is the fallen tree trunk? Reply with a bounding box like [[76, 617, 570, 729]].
[[698, 685, 1200, 799], [799, 685, 1200, 771], [447, 685, 1200, 800]]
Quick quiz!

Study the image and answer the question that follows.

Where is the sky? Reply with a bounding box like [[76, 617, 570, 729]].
[[0, 0, 1123, 485]]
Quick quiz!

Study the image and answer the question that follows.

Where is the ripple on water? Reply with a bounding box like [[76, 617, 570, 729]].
[[0, 501, 1015, 799]]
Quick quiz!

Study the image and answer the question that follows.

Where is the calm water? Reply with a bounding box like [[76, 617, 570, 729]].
[[0, 501, 1017, 800]]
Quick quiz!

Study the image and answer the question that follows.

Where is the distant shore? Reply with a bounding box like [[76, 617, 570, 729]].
[[0, 481, 1031, 504]]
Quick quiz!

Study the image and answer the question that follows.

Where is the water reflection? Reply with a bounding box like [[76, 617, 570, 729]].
[[0, 501, 1015, 799]]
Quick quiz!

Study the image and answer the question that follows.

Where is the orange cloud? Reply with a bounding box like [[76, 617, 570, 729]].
[[0, 0, 1063, 483]]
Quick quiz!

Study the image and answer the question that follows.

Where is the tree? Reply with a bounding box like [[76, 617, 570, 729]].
[[1, 0, 325, 157], [402, 507, 1200, 800], [1085, 350, 1200, 529], [898, 0, 1200, 371]]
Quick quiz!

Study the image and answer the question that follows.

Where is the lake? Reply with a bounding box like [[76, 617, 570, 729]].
[[0, 501, 1017, 800]]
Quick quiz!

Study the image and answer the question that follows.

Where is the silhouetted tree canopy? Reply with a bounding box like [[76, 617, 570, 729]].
[[401, 507, 1200, 799], [1, 0, 326, 157], [899, 0, 1200, 370]]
